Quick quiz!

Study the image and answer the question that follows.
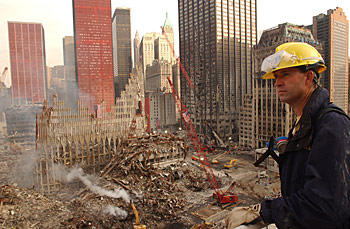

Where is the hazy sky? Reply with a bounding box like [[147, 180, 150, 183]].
[[0, 0, 349, 86]]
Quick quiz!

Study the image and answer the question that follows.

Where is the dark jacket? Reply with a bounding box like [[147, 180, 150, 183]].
[[260, 87, 350, 228]]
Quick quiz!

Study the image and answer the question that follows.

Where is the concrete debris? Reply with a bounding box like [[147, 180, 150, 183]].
[[0, 132, 281, 228]]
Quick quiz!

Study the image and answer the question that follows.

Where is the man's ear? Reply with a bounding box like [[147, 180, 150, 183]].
[[305, 70, 314, 84]]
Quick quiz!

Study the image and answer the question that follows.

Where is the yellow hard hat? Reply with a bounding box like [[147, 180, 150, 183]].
[[261, 42, 327, 79]]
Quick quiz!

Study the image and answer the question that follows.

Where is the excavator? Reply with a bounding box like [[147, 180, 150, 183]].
[[130, 200, 146, 229]]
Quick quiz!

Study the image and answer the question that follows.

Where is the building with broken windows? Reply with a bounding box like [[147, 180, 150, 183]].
[[178, 0, 257, 140]]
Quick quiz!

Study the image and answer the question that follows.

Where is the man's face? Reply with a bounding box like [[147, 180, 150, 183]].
[[274, 67, 309, 105]]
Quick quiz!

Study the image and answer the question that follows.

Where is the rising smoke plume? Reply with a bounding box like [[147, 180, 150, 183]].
[[52, 164, 130, 218], [53, 165, 130, 204], [11, 149, 39, 187]]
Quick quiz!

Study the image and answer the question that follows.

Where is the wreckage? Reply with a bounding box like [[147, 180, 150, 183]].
[[0, 95, 281, 228]]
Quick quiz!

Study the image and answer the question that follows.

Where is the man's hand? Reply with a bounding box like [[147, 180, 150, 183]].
[[226, 204, 264, 229]]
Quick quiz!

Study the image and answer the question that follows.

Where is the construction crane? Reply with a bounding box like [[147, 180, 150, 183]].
[[167, 76, 238, 204], [161, 26, 193, 88], [161, 25, 237, 204]]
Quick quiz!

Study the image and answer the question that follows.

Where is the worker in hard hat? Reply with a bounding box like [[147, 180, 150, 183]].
[[226, 42, 350, 228]]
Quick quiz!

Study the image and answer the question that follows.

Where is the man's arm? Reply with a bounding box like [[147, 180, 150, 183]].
[[260, 113, 350, 228]]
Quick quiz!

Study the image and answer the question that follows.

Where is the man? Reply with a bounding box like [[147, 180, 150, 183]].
[[226, 42, 350, 228]]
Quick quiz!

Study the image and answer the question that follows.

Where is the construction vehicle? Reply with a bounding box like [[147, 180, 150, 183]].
[[224, 159, 237, 169], [211, 149, 230, 164], [130, 200, 146, 229]]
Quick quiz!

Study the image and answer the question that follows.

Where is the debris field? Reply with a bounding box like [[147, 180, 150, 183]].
[[0, 133, 281, 229]]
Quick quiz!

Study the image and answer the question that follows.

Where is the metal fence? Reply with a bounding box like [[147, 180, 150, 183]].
[[35, 97, 131, 193]]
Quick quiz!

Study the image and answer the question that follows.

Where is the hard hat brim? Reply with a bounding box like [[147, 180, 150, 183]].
[[262, 64, 326, 80]]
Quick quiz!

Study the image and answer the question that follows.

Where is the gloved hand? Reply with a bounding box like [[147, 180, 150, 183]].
[[225, 204, 265, 229]]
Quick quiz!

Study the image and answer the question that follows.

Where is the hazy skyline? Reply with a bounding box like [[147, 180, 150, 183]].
[[1, 0, 349, 87]]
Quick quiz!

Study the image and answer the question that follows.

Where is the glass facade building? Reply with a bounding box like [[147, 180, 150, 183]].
[[112, 7, 132, 98]]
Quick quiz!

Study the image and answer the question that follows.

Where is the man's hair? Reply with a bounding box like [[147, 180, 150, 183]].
[[297, 65, 319, 85]]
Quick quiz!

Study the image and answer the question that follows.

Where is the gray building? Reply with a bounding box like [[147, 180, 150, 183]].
[[178, 0, 257, 140], [63, 36, 76, 81], [145, 59, 172, 93], [313, 7, 349, 113], [146, 91, 177, 131], [134, 30, 141, 69], [112, 7, 133, 98]]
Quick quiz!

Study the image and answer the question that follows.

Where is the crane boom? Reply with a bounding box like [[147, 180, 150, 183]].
[[167, 76, 237, 204], [161, 24, 237, 204]]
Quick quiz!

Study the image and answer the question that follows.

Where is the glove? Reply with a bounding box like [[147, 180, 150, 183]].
[[226, 204, 264, 229]]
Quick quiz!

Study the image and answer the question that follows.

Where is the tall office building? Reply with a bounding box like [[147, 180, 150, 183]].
[[8, 22, 47, 105], [63, 36, 76, 81], [313, 7, 349, 113], [178, 0, 257, 138], [112, 7, 132, 98], [72, 0, 115, 111], [134, 31, 141, 68]]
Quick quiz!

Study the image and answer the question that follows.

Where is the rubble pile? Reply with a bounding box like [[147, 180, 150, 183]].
[[103, 155, 209, 227], [0, 184, 71, 228], [0, 132, 282, 228], [0, 141, 35, 185]]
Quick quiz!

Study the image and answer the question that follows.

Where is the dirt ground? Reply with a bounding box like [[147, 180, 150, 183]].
[[0, 138, 281, 229]]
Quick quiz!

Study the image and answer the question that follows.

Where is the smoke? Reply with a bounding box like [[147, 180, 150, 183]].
[[52, 164, 130, 204], [102, 205, 128, 219], [11, 149, 39, 187]]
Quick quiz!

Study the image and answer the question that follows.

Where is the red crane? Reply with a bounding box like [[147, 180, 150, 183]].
[[167, 76, 237, 204], [160, 25, 237, 204]]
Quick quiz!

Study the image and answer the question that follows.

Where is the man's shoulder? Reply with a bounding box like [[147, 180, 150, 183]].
[[314, 104, 350, 131], [316, 105, 350, 123]]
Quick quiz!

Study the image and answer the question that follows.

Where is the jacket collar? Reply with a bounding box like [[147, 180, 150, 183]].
[[302, 86, 330, 121], [286, 87, 330, 148]]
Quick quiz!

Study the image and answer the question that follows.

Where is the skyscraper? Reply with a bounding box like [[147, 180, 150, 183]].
[[178, 0, 257, 138], [63, 36, 76, 81], [112, 7, 132, 98], [8, 21, 47, 105], [313, 7, 349, 113], [72, 0, 115, 111], [134, 31, 141, 68]]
